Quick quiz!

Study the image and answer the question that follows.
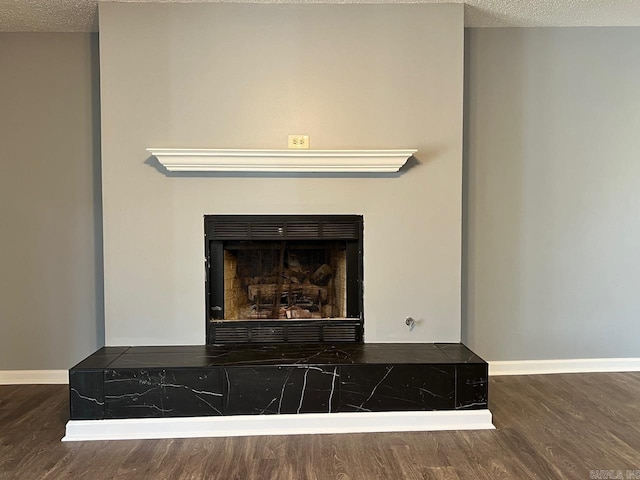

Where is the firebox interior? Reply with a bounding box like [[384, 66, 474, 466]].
[[223, 241, 347, 321]]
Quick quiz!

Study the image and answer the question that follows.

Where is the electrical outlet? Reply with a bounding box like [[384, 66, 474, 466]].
[[288, 135, 310, 149]]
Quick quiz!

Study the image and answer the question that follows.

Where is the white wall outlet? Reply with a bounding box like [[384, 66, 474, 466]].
[[288, 135, 310, 149]]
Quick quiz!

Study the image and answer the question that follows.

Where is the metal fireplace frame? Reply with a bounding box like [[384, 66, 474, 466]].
[[204, 214, 364, 344]]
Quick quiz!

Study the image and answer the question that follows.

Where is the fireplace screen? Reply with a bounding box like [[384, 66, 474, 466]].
[[205, 215, 363, 343], [224, 241, 347, 320]]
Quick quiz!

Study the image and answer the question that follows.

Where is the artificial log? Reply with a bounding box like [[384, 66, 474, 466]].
[[247, 284, 328, 302], [312, 264, 333, 285], [285, 307, 312, 319]]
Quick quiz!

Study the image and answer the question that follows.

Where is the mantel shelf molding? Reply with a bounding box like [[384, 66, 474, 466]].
[[147, 148, 417, 173]]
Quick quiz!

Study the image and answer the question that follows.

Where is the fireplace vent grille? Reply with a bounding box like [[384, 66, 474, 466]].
[[321, 222, 357, 238], [323, 325, 359, 342], [207, 215, 360, 241], [210, 222, 249, 239], [210, 326, 249, 343], [208, 320, 361, 344], [285, 222, 320, 238], [249, 223, 283, 238]]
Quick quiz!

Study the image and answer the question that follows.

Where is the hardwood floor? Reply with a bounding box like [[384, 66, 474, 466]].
[[1, 373, 639, 479]]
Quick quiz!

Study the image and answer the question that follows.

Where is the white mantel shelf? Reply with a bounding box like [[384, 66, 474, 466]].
[[147, 148, 417, 173]]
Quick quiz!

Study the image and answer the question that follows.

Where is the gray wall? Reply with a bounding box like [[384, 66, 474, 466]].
[[3, 25, 637, 368], [464, 28, 640, 360], [99, 3, 464, 345], [0, 33, 103, 369]]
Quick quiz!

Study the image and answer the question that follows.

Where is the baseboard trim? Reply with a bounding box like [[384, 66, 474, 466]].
[[0, 370, 69, 385], [490, 358, 640, 376], [62, 410, 495, 442], [4, 358, 639, 384]]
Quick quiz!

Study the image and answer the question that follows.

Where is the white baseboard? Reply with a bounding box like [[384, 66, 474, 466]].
[[489, 358, 640, 376], [62, 410, 495, 442], [3, 358, 639, 384], [0, 370, 69, 385]]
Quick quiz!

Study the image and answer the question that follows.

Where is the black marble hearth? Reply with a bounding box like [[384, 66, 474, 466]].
[[69, 343, 488, 420]]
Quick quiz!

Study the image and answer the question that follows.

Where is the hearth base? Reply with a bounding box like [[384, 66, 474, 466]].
[[67, 343, 490, 440]]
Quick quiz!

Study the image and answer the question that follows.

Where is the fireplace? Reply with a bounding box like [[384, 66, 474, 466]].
[[205, 215, 364, 344]]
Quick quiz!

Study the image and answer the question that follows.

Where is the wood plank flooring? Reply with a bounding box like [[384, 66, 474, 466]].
[[1, 373, 639, 479]]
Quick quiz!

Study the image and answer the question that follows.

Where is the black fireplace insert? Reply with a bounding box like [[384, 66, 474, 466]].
[[205, 215, 364, 344]]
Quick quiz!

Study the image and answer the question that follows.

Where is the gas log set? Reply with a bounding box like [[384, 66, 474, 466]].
[[225, 242, 347, 321]]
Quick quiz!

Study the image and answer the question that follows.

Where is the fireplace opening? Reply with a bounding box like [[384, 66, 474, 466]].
[[223, 241, 348, 320], [205, 215, 363, 344]]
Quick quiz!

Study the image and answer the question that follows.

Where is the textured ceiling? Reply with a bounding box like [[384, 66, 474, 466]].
[[1, 0, 640, 32]]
